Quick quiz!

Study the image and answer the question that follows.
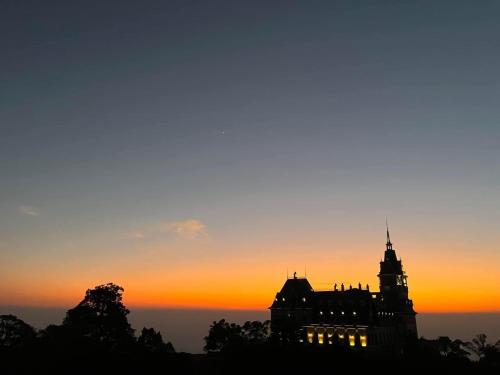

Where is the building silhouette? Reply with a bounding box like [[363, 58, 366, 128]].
[[269, 228, 417, 349]]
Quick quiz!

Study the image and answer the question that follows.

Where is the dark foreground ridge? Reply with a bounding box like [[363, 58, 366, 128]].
[[1, 283, 499, 374]]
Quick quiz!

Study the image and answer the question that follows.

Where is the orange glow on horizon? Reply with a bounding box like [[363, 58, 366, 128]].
[[1, 239, 499, 313], [3, 273, 500, 313]]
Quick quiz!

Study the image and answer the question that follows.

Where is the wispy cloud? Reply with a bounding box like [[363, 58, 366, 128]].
[[126, 230, 146, 240], [164, 219, 207, 239], [18, 206, 39, 216], [126, 219, 208, 240]]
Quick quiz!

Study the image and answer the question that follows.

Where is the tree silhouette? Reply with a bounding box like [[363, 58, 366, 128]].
[[204, 319, 242, 352], [138, 327, 175, 353], [466, 333, 489, 359], [241, 320, 271, 344], [63, 283, 134, 348], [437, 336, 469, 359], [0, 315, 36, 348], [204, 319, 271, 352]]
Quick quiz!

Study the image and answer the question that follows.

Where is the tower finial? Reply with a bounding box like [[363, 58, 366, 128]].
[[386, 218, 392, 249]]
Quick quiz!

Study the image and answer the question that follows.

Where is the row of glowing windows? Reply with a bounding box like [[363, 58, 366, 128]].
[[276, 297, 306, 302], [277, 297, 394, 320], [277, 296, 371, 314], [319, 310, 356, 316], [276, 296, 309, 302], [278, 295, 378, 308], [378, 311, 394, 316], [286, 310, 357, 317], [315, 310, 393, 317], [305, 327, 367, 347], [276, 297, 359, 317]]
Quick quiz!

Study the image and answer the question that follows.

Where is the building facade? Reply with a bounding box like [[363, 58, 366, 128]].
[[269, 230, 417, 350]]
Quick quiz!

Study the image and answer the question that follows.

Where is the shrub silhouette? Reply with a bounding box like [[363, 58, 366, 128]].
[[204, 319, 270, 352], [437, 336, 469, 359], [464, 333, 500, 366], [0, 315, 36, 349], [138, 327, 175, 353]]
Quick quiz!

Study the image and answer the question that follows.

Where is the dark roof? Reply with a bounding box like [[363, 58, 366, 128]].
[[270, 278, 313, 308], [280, 278, 314, 295]]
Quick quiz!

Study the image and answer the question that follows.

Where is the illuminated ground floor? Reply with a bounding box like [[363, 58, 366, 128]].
[[300, 324, 399, 349]]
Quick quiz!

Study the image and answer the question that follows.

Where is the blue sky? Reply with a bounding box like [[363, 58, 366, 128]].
[[1, 0, 499, 310]]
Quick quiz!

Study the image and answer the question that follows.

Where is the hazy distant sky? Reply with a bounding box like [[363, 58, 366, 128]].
[[1, 0, 499, 312]]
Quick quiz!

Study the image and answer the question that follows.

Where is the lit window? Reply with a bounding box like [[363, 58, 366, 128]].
[[302, 297, 306, 302], [353, 311, 357, 316], [307, 327, 315, 344], [360, 335, 367, 347], [318, 331, 324, 345], [327, 327, 334, 341], [341, 311, 344, 315], [282, 297, 286, 302], [330, 311, 333, 315], [337, 328, 345, 340], [348, 334, 355, 347], [319, 311, 323, 315]]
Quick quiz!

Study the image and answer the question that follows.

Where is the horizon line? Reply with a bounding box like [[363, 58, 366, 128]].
[[2, 304, 500, 315]]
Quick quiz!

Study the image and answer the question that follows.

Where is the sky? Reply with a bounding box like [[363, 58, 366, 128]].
[[1, 0, 499, 313]]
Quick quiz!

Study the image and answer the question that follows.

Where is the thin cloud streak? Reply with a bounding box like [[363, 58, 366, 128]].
[[126, 219, 208, 240], [164, 219, 207, 239], [18, 206, 39, 216]]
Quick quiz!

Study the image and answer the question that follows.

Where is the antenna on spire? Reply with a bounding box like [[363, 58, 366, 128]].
[[386, 217, 393, 250], [304, 265, 307, 278]]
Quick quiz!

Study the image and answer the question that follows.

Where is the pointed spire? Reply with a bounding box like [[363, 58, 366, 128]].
[[386, 218, 393, 250]]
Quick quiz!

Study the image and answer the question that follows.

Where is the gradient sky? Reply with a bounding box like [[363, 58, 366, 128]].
[[1, 0, 499, 312]]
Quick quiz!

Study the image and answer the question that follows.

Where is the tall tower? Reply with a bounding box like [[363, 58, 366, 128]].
[[379, 227, 408, 296], [378, 226, 418, 339]]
